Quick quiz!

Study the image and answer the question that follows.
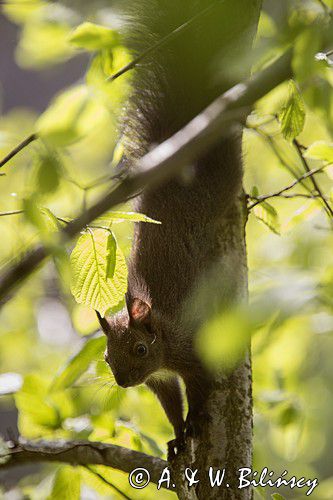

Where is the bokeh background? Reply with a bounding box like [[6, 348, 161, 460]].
[[0, 0, 333, 498]]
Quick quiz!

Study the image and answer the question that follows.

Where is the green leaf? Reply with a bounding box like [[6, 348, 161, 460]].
[[69, 22, 120, 51], [36, 85, 109, 147], [271, 494, 286, 500], [292, 27, 323, 83], [106, 232, 117, 279], [277, 401, 301, 427], [70, 229, 128, 315], [49, 466, 81, 500], [96, 211, 161, 226], [196, 307, 253, 372], [34, 151, 62, 194], [15, 374, 60, 434], [253, 201, 280, 235], [50, 336, 106, 392], [16, 21, 74, 69], [282, 200, 321, 232], [305, 141, 333, 163], [279, 80, 305, 141], [251, 186, 259, 198]]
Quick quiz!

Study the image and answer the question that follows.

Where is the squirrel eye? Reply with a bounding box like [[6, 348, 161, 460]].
[[134, 343, 148, 357]]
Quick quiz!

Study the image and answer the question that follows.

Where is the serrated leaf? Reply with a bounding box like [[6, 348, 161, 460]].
[[253, 201, 280, 235], [50, 336, 106, 392], [279, 81, 305, 141], [49, 466, 81, 500], [70, 229, 128, 315], [96, 211, 161, 225], [69, 22, 120, 51], [305, 141, 333, 163]]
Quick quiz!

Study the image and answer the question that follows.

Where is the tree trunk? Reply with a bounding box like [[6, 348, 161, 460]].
[[170, 0, 262, 497]]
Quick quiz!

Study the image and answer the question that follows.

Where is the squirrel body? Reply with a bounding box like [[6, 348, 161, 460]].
[[99, 0, 244, 447]]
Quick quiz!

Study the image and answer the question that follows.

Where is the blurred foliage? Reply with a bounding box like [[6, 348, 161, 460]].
[[0, 0, 333, 499]]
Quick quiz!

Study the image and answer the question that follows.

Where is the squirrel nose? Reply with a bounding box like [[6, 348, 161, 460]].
[[115, 372, 129, 388]]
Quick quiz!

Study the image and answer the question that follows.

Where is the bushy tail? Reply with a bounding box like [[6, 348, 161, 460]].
[[122, 0, 254, 158]]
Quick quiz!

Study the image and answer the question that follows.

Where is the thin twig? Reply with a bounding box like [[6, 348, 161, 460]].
[[84, 466, 133, 500], [249, 193, 323, 204], [0, 210, 23, 217], [0, 134, 37, 169], [248, 126, 312, 193], [248, 164, 330, 209], [107, 0, 219, 82], [292, 139, 333, 218]]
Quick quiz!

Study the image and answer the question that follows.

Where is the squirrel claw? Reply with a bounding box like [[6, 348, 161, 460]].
[[167, 436, 185, 461]]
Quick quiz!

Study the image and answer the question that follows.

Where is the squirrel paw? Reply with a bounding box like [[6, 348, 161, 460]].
[[185, 411, 206, 439], [167, 436, 185, 461]]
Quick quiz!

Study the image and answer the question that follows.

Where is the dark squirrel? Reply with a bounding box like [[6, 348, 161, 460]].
[[98, 0, 243, 450]]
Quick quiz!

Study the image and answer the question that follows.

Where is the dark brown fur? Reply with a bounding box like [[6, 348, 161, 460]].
[[99, 0, 243, 449]]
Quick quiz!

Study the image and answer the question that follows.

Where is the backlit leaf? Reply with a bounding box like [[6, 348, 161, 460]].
[[70, 229, 127, 315], [279, 80, 305, 141], [49, 466, 81, 500], [50, 336, 106, 392], [253, 201, 280, 235], [69, 22, 120, 51]]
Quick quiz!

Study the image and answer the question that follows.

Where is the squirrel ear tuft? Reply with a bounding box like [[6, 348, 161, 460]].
[[129, 298, 151, 324]]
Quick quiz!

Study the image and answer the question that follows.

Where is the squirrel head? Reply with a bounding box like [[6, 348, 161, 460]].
[[97, 297, 164, 388]]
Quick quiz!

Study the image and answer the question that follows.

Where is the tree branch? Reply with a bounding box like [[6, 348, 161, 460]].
[[248, 164, 330, 209], [0, 51, 292, 307], [1, 439, 167, 486], [292, 139, 333, 218]]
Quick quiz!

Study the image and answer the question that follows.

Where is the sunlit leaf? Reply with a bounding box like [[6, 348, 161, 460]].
[[253, 201, 280, 235], [279, 80, 305, 141], [305, 141, 333, 163], [36, 85, 110, 147], [292, 27, 323, 82], [69, 22, 120, 51], [196, 308, 252, 372], [34, 151, 62, 194], [71, 304, 100, 337], [70, 229, 128, 315], [16, 21, 74, 68], [50, 336, 106, 392], [49, 466, 81, 500], [282, 200, 321, 232], [271, 494, 286, 500], [3, 0, 45, 24], [277, 400, 301, 427], [106, 232, 117, 279], [95, 211, 161, 226], [15, 374, 60, 433]]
